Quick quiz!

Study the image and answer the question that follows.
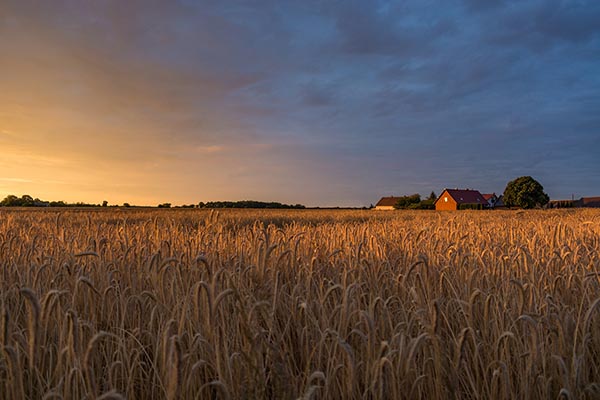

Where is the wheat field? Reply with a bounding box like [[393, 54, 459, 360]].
[[0, 208, 599, 399]]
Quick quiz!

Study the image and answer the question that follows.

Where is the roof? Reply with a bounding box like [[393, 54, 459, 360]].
[[435, 189, 487, 205], [580, 197, 600, 207], [481, 193, 497, 201], [495, 195, 505, 207], [376, 196, 402, 207]]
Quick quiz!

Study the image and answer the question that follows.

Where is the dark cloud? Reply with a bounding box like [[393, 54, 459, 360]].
[[462, 0, 508, 13], [482, 0, 600, 51], [1, 0, 599, 205]]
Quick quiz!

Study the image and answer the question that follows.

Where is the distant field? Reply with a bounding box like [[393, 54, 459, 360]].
[[1, 208, 599, 399]]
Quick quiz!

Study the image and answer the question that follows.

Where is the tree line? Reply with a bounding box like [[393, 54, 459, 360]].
[[0, 195, 306, 209], [197, 201, 305, 209], [0, 195, 98, 208]]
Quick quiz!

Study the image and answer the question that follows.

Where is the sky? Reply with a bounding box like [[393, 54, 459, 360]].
[[1, 0, 599, 207]]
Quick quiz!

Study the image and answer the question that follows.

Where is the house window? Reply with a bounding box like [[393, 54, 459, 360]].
[[444, 197, 448, 202]]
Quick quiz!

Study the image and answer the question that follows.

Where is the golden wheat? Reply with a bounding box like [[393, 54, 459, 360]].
[[0, 208, 598, 399]]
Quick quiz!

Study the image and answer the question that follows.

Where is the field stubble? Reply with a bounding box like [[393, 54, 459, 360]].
[[0, 208, 599, 399]]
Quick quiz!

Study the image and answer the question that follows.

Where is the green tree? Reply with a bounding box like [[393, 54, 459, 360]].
[[417, 192, 437, 210], [0, 195, 20, 206], [503, 176, 549, 209], [394, 194, 421, 209], [20, 195, 34, 206]]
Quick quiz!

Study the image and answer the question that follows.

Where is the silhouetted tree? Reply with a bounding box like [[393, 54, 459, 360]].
[[0, 195, 20, 206], [21, 195, 34, 206], [0, 194, 98, 207]]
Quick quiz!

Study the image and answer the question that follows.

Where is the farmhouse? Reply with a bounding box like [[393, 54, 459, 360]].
[[577, 197, 600, 208], [435, 189, 488, 210], [482, 193, 498, 208], [374, 196, 402, 210], [481, 193, 506, 208], [548, 196, 600, 208]]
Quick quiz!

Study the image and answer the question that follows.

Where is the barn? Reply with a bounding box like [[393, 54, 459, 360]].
[[374, 196, 402, 210], [577, 197, 600, 208], [434, 189, 488, 210]]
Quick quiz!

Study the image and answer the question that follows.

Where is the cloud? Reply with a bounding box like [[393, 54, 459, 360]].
[[478, 1, 600, 52], [1, 0, 599, 205], [0, 177, 33, 183], [194, 145, 226, 154]]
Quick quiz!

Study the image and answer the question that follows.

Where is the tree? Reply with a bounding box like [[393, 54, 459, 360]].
[[394, 194, 421, 209], [417, 191, 437, 210], [0, 195, 20, 206], [503, 176, 549, 209], [102, 200, 108, 207], [20, 195, 34, 206]]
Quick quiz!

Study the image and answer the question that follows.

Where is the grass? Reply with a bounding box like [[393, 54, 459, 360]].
[[0, 208, 599, 399]]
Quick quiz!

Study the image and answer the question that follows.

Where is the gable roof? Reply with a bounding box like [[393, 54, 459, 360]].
[[481, 193, 497, 201], [376, 196, 401, 207], [435, 189, 487, 205]]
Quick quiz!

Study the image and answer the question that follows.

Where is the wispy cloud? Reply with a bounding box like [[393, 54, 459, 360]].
[[0, 177, 34, 183], [194, 145, 226, 154]]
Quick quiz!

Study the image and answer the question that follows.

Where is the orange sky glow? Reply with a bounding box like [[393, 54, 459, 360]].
[[0, 4, 334, 206]]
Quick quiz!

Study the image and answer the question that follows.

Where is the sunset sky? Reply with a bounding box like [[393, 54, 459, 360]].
[[1, 1, 599, 206]]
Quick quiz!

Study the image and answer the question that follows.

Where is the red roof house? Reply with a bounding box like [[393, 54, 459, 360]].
[[434, 189, 488, 210]]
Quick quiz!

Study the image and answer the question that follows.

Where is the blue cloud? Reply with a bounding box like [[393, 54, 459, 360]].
[[2, 0, 599, 205]]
